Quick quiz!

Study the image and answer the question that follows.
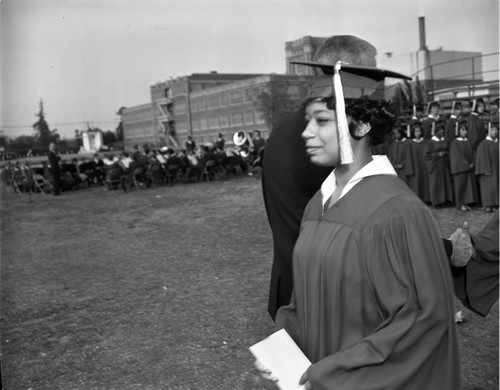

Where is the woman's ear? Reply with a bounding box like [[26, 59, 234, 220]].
[[354, 122, 371, 137]]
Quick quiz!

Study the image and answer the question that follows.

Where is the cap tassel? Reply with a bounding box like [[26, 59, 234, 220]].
[[431, 121, 435, 137], [488, 121, 492, 138], [455, 122, 459, 137], [333, 61, 355, 165], [472, 99, 477, 112], [406, 124, 411, 138]]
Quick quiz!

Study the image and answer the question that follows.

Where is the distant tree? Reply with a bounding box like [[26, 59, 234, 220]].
[[253, 81, 301, 129], [115, 121, 124, 141], [33, 99, 56, 150], [414, 76, 426, 105], [103, 130, 118, 145], [403, 80, 414, 111], [0, 135, 9, 149], [10, 135, 36, 151]]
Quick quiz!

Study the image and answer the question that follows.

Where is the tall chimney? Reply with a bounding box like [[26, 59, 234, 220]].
[[418, 16, 427, 51]]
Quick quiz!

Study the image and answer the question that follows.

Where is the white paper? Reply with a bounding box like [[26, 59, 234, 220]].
[[249, 329, 311, 390]]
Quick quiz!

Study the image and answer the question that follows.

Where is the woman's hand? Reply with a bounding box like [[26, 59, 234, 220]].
[[299, 369, 312, 390], [254, 359, 278, 383]]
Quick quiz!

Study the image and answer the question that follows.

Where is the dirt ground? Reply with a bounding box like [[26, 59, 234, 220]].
[[0, 176, 497, 390]]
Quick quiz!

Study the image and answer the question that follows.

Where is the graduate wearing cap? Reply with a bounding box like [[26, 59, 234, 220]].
[[422, 101, 441, 140], [263, 36, 376, 320], [449, 121, 477, 211], [407, 122, 430, 203], [387, 126, 413, 184], [445, 101, 464, 146], [475, 122, 499, 212], [467, 98, 487, 151], [424, 121, 454, 207], [272, 59, 460, 389]]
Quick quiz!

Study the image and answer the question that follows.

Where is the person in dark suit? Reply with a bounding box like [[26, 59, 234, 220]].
[[48, 142, 61, 195], [262, 35, 378, 320]]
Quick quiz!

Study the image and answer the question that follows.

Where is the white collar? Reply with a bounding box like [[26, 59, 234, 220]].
[[395, 138, 407, 143], [486, 136, 498, 142], [431, 135, 445, 142], [456, 137, 467, 141], [412, 138, 424, 143], [450, 114, 457, 119], [321, 155, 397, 207]]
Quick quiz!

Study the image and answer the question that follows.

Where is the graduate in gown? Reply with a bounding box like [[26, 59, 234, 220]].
[[475, 123, 499, 212], [467, 98, 487, 151], [422, 101, 441, 140], [407, 123, 430, 203], [424, 125, 454, 207], [449, 122, 476, 211], [262, 35, 377, 320], [387, 126, 413, 185], [271, 60, 460, 390]]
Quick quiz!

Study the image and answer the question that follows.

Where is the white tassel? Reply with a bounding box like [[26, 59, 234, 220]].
[[431, 121, 435, 137], [407, 125, 411, 138], [455, 121, 458, 137], [333, 61, 355, 165]]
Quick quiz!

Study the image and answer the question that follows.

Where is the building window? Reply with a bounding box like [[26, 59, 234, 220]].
[[192, 120, 200, 131], [244, 111, 254, 124], [200, 117, 208, 130], [220, 114, 229, 128], [209, 115, 219, 129], [220, 94, 228, 107], [208, 95, 219, 109], [244, 89, 254, 102], [230, 91, 242, 105], [177, 121, 187, 131], [199, 99, 206, 111], [287, 86, 300, 99], [191, 99, 198, 113], [256, 112, 266, 124], [231, 112, 243, 125], [175, 101, 186, 114]]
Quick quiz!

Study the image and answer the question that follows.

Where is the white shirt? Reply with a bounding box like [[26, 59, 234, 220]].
[[321, 155, 397, 208]]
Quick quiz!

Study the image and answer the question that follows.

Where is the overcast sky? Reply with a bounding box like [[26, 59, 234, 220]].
[[1, 0, 498, 138]]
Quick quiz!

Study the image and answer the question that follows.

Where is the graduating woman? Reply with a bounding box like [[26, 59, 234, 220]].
[[449, 122, 477, 211], [424, 124, 454, 207], [467, 98, 487, 151], [387, 126, 413, 184], [475, 123, 499, 212], [269, 59, 460, 389], [407, 123, 430, 203]]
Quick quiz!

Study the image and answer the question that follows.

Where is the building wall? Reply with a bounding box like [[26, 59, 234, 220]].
[[285, 36, 328, 75], [185, 74, 314, 146], [122, 103, 155, 148]]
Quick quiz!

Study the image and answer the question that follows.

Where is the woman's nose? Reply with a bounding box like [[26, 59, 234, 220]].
[[302, 121, 315, 140]]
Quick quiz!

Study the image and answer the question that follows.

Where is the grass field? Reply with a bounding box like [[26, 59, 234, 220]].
[[0, 176, 498, 390]]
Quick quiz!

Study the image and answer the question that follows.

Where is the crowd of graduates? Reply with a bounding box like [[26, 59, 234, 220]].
[[382, 98, 499, 212], [1, 131, 267, 196]]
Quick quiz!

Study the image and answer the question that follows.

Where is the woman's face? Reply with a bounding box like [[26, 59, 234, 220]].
[[302, 101, 340, 167], [459, 127, 468, 138], [414, 127, 423, 139]]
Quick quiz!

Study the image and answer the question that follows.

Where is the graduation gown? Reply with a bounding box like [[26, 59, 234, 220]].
[[262, 109, 331, 320], [453, 211, 499, 316], [467, 112, 486, 151], [425, 137, 454, 206], [387, 139, 413, 184], [449, 138, 477, 207], [408, 138, 430, 202], [475, 138, 499, 207], [275, 175, 460, 390]]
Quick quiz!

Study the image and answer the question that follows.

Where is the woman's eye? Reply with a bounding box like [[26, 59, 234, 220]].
[[316, 118, 329, 125]]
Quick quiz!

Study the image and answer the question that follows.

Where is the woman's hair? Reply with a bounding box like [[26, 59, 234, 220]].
[[303, 96, 396, 145]]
